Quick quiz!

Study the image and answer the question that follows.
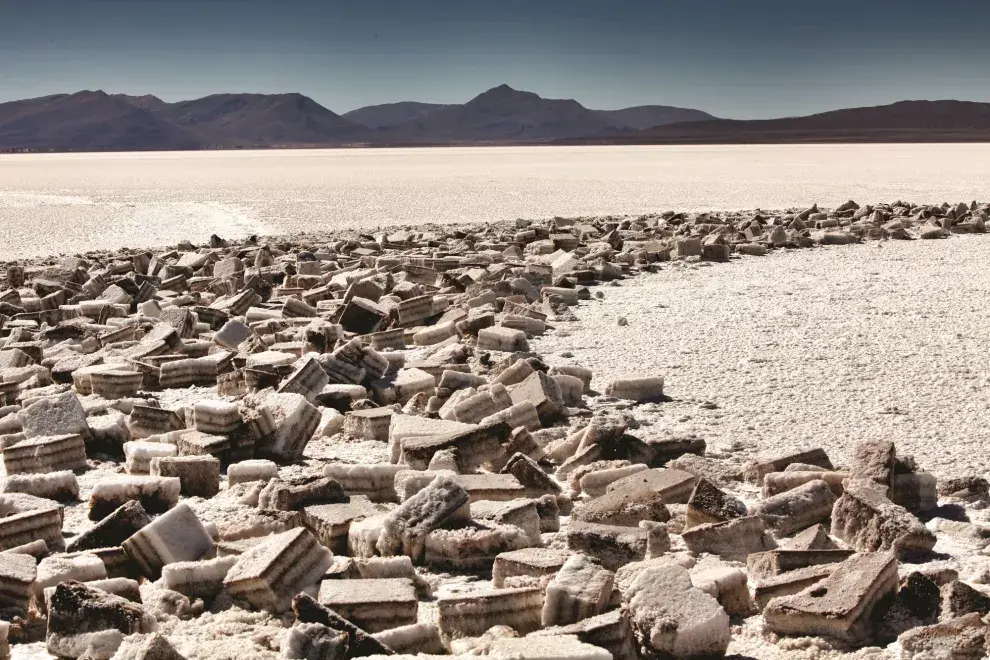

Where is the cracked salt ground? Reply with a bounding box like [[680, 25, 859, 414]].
[[534, 234, 990, 478]]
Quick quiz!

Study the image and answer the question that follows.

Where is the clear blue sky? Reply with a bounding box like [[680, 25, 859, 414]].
[[1, 0, 988, 119]]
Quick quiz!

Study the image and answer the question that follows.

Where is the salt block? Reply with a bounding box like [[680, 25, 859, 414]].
[[747, 549, 855, 579], [0, 552, 36, 617], [437, 587, 543, 641], [123, 441, 177, 474], [604, 376, 664, 402], [371, 622, 443, 655], [303, 498, 385, 553], [402, 421, 511, 472], [531, 610, 637, 660], [161, 555, 238, 601], [258, 476, 347, 511], [227, 459, 279, 485], [471, 499, 541, 545], [324, 464, 405, 503], [214, 319, 253, 350], [848, 439, 895, 493], [317, 577, 418, 633], [193, 399, 242, 434], [830, 480, 936, 556], [377, 475, 469, 561], [17, 390, 89, 440], [281, 622, 347, 660], [254, 392, 320, 462], [742, 448, 833, 484], [566, 521, 647, 571], [388, 414, 476, 464], [785, 524, 840, 551], [418, 517, 528, 569], [488, 635, 611, 660], [278, 357, 330, 403], [2, 433, 87, 474], [151, 455, 221, 498], [477, 327, 529, 352], [1, 470, 79, 501], [370, 368, 436, 406], [692, 566, 756, 617], [573, 480, 670, 528], [67, 500, 151, 552], [122, 503, 215, 578], [344, 408, 394, 442], [763, 470, 848, 497], [897, 612, 989, 659], [753, 563, 840, 610], [685, 477, 748, 529], [224, 527, 332, 612], [751, 479, 837, 536], [175, 431, 232, 463], [542, 554, 615, 627], [0, 493, 64, 551], [502, 453, 562, 497], [89, 475, 180, 521], [492, 547, 572, 588], [764, 552, 898, 643], [681, 516, 777, 559], [624, 564, 730, 658], [89, 370, 143, 399], [508, 372, 564, 425], [292, 592, 395, 658], [606, 467, 696, 504], [46, 581, 156, 660], [892, 471, 938, 513]]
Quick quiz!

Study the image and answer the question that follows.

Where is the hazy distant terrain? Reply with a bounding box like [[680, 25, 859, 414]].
[[4, 89, 990, 151]]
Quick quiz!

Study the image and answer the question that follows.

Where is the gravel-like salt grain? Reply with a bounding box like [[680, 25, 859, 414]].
[[535, 235, 990, 479]]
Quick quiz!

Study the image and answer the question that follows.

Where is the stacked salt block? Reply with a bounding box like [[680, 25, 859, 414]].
[[0, 207, 988, 658]]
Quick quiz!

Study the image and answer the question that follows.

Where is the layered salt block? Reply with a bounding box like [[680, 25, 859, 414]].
[[343, 408, 394, 442], [324, 463, 406, 503], [471, 499, 542, 545], [423, 522, 531, 571], [897, 613, 989, 660], [67, 500, 151, 552], [692, 567, 756, 617], [176, 431, 232, 463], [566, 521, 647, 571], [227, 459, 279, 486], [681, 516, 777, 559], [123, 441, 177, 474], [830, 480, 936, 556], [764, 552, 899, 643], [503, 453, 562, 497], [437, 587, 543, 640], [253, 392, 321, 462], [278, 357, 330, 403], [388, 414, 476, 464], [371, 368, 437, 406], [848, 439, 895, 493], [509, 372, 564, 425], [89, 475, 180, 520], [89, 370, 143, 399], [477, 327, 529, 352], [314, 408, 345, 438], [224, 527, 332, 612], [122, 503, 214, 578], [2, 433, 87, 474], [1, 470, 79, 501], [214, 319, 253, 350], [1, 538, 48, 558], [742, 448, 833, 484], [303, 497, 386, 553], [577, 463, 647, 498], [763, 470, 848, 497], [193, 399, 242, 434], [317, 577, 418, 633], [377, 475, 469, 561], [606, 467, 696, 504], [46, 581, 156, 660], [573, 480, 671, 528], [151, 455, 221, 498], [685, 477, 748, 529], [281, 622, 347, 660], [371, 622, 444, 655], [753, 563, 840, 610], [0, 551, 36, 617], [36, 554, 108, 603], [293, 592, 396, 658], [402, 421, 511, 472], [493, 547, 572, 588], [258, 476, 346, 511], [17, 390, 89, 439], [604, 376, 664, 402], [624, 564, 730, 658], [531, 610, 637, 660], [542, 554, 615, 627], [892, 471, 938, 513], [488, 635, 612, 660], [0, 493, 64, 551], [161, 555, 238, 601], [747, 549, 855, 579], [751, 479, 837, 536]]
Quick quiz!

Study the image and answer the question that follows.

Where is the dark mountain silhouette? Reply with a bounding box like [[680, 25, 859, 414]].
[[592, 105, 717, 130], [343, 101, 451, 129], [0, 91, 201, 151], [574, 100, 990, 144], [112, 94, 170, 112], [383, 84, 629, 142], [157, 93, 374, 146]]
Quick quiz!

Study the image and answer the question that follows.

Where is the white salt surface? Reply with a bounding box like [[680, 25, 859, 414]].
[[5, 145, 990, 257], [535, 235, 990, 479]]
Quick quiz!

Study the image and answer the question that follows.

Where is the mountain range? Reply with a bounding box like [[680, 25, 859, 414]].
[[1, 86, 989, 151]]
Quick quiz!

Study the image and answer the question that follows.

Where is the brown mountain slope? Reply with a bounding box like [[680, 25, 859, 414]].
[[342, 101, 452, 129], [593, 105, 716, 129], [0, 91, 201, 151]]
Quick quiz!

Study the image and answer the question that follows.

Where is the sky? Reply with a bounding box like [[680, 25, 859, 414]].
[[2, 0, 989, 119]]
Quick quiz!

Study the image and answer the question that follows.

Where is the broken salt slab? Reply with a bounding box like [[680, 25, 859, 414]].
[[542, 554, 615, 627], [89, 475, 181, 520], [122, 502, 215, 578], [437, 587, 543, 641], [1, 470, 79, 501], [227, 459, 279, 485], [317, 577, 418, 633]]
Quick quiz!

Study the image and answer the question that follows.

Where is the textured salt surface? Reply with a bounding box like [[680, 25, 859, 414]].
[[535, 234, 990, 479], [5, 144, 990, 257]]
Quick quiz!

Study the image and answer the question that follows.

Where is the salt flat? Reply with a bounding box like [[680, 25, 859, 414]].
[[4, 144, 990, 258], [535, 234, 990, 479]]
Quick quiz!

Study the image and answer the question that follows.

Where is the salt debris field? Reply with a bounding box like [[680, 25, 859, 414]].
[[1, 199, 990, 660]]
